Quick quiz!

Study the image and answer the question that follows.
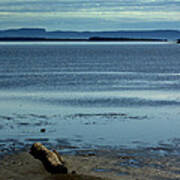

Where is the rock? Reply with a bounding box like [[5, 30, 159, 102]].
[[30, 142, 68, 174], [72, 170, 76, 174], [53, 149, 65, 164], [40, 128, 46, 133]]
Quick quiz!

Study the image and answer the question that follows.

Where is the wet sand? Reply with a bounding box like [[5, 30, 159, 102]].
[[1, 147, 180, 180]]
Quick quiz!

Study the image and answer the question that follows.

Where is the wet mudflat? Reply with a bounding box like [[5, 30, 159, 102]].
[[1, 147, 180, 180]]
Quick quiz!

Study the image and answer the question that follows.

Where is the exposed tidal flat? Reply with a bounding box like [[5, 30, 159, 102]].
[[0, 42, 180, 179], [1, 146, 180, 179]]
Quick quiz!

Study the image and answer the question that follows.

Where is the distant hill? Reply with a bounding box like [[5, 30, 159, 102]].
[[0, 28, 46, 37], [0, 28, 180, 40]]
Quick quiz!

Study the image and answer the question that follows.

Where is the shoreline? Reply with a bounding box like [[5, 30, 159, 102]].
[[1, 145, 180, 180]]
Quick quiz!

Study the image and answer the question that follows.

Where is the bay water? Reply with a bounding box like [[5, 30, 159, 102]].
[[0, 42, 180, 152]]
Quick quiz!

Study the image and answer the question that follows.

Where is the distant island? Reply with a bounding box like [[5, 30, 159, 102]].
[[0, 37, 168, 42], [89, 37, 167, 42], [0, 28, 179, 42]]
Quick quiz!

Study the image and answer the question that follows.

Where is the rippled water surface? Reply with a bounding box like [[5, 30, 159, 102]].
[[0, 42, 180, 152]]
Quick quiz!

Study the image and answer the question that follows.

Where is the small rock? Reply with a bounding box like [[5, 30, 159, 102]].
[[40, 128, 46, 133], [72, 170, 76, 174], [88, 153, 96, 156]]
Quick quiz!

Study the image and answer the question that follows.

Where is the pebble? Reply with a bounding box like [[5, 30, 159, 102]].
[[40, 128, 46, 133]]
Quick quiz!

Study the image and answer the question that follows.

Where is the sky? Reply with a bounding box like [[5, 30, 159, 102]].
[[0, 0, 180, 31]]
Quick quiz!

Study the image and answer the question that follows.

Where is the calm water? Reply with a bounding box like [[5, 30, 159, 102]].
[[0, 42, 180, 152]]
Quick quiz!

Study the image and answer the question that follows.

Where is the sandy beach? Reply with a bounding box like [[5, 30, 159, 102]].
[[1, 146, 180, 180]]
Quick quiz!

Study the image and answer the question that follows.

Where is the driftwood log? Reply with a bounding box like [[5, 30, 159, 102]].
[[30, 142, 68, 174]]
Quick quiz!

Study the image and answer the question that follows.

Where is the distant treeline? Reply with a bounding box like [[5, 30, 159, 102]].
[[0, 37, 168, 42]]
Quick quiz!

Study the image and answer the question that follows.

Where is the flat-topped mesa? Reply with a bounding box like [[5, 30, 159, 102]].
[[30, 142, 68, 174]]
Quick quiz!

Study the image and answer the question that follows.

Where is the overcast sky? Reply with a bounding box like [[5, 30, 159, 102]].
[[0, 0, 180, 31]]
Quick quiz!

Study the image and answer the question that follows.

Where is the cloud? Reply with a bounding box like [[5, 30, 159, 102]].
[[0, 0, 179, 13], [0, 0, 179, 30]]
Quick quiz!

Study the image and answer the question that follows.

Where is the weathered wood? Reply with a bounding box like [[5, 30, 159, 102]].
[[30, 142, 68, 174], [53, 149, 65, 164]]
